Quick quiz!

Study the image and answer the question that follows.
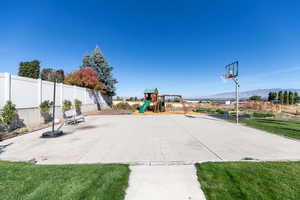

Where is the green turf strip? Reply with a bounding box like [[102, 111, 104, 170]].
[[0, 161, 130, 200], [215, 116, 300, 140], [196, 162, 300, 200], [242, 119, 300, 140]]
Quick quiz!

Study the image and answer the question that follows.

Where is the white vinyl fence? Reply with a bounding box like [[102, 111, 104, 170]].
[[0, 73, 110, 126]]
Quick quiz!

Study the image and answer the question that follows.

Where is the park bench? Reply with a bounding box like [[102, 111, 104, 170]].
[[64, 109, 85, 125]]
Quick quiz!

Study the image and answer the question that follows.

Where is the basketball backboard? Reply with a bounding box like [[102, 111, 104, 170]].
[[225, 61, 238, 78]]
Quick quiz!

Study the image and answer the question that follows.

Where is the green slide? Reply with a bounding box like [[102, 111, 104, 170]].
[[139, 100, 151, 113]]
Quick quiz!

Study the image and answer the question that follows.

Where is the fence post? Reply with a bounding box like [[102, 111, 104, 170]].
[[60, 83, 63, 106], [73, 85, 76, 102], [4, 72, 11, 103], [37, 79, 42, 107], [84, 88, 87, 105]]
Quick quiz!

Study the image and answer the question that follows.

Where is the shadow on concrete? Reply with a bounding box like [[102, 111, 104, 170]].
[[184, 114, 221, 122], [76, 125, 99, 130], [0, 143, 13, 154]]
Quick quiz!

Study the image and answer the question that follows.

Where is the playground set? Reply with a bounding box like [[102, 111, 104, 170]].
[[139, 88, 186, 113]]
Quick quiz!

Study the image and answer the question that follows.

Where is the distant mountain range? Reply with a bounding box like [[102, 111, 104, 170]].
[[202, 88, 300, 100]]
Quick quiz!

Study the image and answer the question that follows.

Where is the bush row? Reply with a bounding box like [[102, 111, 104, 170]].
[[193, 107, 275, 118], [112, 102, 140, 111], [0, 99, 83, 133]]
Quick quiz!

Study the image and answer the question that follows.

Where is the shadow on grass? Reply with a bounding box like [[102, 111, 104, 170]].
[[209, 114, 250, 120]]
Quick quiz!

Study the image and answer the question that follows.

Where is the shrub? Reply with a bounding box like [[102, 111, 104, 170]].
[[113, 102, 135, 111], [63, 100, 72, 112], [249, 95, 262, 101], [64, 67, 105, 90], [131, 104, 140, 111], [39, 101, 52, 123], [15, 127, 30, 135], [74, 99, 82, 115], [253, 112, 274, 118], [193, 108, 206, 113], [216, 109, 228, 114], [0, 101, 17, 130], [206, 108, 216, 113]]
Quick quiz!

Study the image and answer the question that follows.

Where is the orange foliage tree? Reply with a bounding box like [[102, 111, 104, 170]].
[[64, 67, 105, 90]]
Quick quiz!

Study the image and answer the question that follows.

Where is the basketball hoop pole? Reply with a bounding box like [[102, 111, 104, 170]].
[[233, 77, 239, 124], [41, 70, 63, 138]]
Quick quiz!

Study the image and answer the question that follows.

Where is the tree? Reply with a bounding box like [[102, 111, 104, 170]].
[[18, 60, 40, 79], [81, 46, 117, 96], [278, 91, 284, 104], [294, 92, 300, 104], [56, 69, 65, 83], [126, 97, 138, 101], [41, 68, 65, 83], [64, 67, 105, 90], [283, 91, 289, 105], [268, 92, 277, 102], [288, 91, 294, 105], [115, 96, 123, 101], [249, 95, 262, 101]]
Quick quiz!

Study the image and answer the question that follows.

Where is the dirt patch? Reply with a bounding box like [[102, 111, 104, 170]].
[[85, 109, 133, 115], [132, 111, 203, 115]]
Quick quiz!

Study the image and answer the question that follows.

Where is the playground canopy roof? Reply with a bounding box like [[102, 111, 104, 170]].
[[144, 88, 158, 94]]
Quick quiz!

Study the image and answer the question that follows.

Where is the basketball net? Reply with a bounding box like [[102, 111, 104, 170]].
[[220, 75, 228, 83]]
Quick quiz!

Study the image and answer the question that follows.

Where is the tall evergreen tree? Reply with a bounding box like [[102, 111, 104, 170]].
[[268, 92, 277, 102], [82, 46, 117, 96], [294, 92, 300, 104], [278, 91, 283, 104], [268, 92, 272, 101], [283, 91, 288, 105], [288, 91, 294, 105]]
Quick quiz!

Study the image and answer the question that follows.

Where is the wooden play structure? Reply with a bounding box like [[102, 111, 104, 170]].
[[139, 88, 187, 113]]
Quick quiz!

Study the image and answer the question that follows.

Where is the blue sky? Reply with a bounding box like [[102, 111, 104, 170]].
[[1, 0, 300, 98]]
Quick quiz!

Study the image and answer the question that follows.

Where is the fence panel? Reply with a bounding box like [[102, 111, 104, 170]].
[[0, 73, 109, 109], [11, 75, 38, 108], [74, 86, 86, 103], [85, 89, 96, 104], [41, 81, 61, 106], [62, 85, 74, 102]]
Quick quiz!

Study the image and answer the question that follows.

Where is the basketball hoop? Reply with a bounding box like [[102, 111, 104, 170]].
[[224, 61, 240, 124], [225, 61, 238, 78]]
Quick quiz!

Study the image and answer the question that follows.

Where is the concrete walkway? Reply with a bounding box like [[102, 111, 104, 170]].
[[125, 165, 206, 200]]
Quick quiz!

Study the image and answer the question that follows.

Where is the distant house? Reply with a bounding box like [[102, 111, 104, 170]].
[[185, 100, 199, 104]]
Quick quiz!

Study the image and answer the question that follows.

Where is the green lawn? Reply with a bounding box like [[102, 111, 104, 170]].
[[196, 162, 300, 200], [242, 118, 300, 140], [214, 115, 300, 140], [0, 161, 130, 200]]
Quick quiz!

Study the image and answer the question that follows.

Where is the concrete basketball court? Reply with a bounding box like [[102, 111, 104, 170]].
[[1, 114, 300, 200], [1, 114, 300, 164]]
